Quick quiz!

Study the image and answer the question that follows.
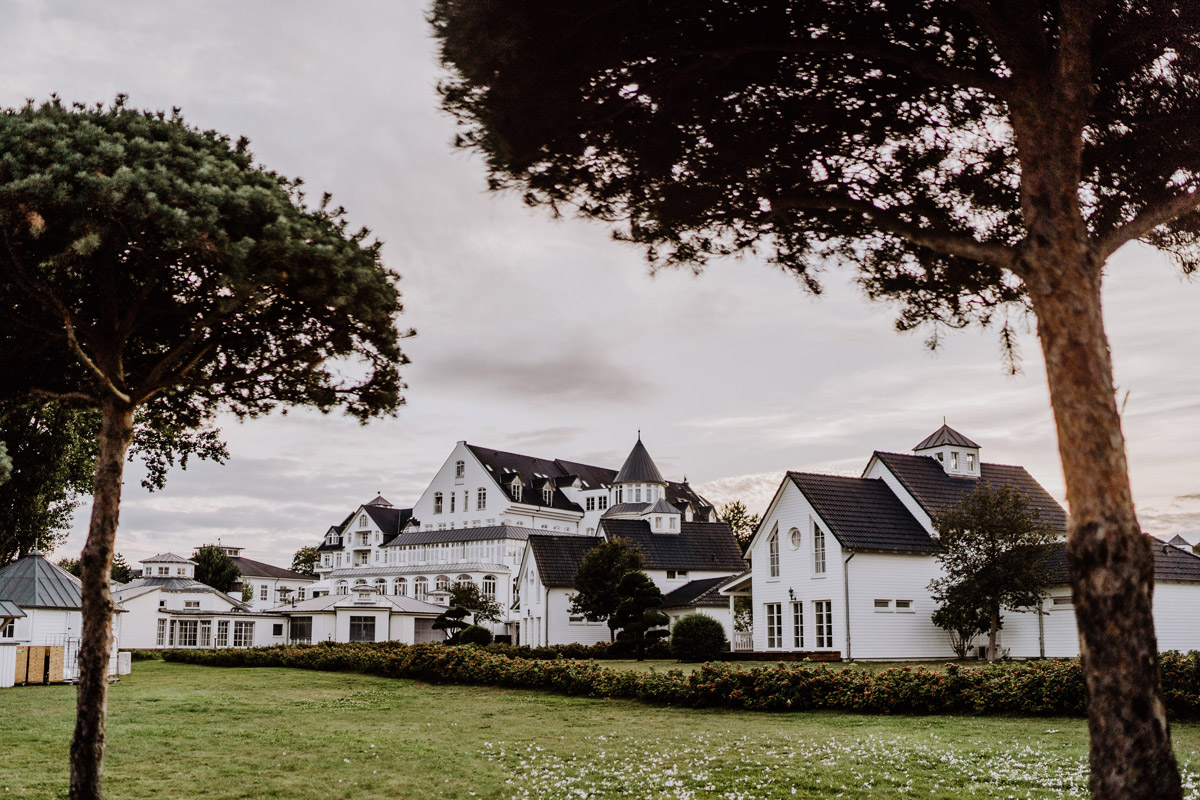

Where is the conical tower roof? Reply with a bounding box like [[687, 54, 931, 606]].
[[614, 437, 665, 484], [0, 550, 82, 610], [913, 424, 980, 451]]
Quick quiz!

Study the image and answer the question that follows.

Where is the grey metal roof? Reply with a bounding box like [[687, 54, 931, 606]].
[[913, 424, 981, 451], [366, 495, 393, 507], [602, 502, 653, 517], [527, 534, 602, 587], [1167, 535, 1192, 550], [141, 553, 196, 564], [787, 472, 939, 554], [661, 575, 736, 609], [870, 451, 1068, 532], [614, 439, 666, 484], [0, 599, 26, 619], [600, 519, 746, 572], [112, 577, 249, 609], [647, 498, 680, 515], [385, 523, 545, 547], [0, 551, 83, 609]]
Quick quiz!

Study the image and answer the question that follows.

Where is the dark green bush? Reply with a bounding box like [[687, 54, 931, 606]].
[[126, 649, 162, 661], [670, 614, 728, 662], [458, 625, 492, 645]]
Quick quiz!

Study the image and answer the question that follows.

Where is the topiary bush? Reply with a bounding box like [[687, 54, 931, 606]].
[[458, 625, 492, 645], [670, 614, 728, 662]]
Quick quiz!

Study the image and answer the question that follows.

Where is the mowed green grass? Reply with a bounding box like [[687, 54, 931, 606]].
[[3, 661, 1200, 799]]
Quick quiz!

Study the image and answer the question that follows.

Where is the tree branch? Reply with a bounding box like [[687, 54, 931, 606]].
[[1096, 189, 1200, 259]]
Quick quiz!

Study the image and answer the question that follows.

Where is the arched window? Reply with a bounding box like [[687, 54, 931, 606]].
[[374, 578, 387, 595], [394, 577, 407, 597], [414, 577, 428, 601], [434, 491, 444, 514], [477, 487, 486, 510], [813, 524, 827, 575], [435, 575, 450, 592], [768, 525, 780, 578], [354, 579, 367, 586], [455, 460, 465, 478], [359, 514, 368, 528], [336, 581, 348, 595], [455, 574, 473, 588], [482, 575, 496, 598]]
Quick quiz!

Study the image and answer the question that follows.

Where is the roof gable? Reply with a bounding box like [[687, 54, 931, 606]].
[[0, 552, 82, 609], [787, 472, 938, 553], [913, 424, 981, 451], [527, 534, 602, 587]]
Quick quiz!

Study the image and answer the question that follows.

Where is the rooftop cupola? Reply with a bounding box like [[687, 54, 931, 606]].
[[913, 423, 981, 478], [611, 434, 668, 506]]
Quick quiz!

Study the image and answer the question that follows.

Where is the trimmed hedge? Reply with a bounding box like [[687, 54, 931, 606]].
[[478, 640, 671, 661], [157, 644, 1200, 718], [670, 614, 728, 662]]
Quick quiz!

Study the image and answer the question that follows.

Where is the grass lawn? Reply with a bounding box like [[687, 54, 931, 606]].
[[3, 660, 1200, 799]]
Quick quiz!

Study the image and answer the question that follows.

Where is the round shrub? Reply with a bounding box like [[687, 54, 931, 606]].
[[670, 614, 728, 662], [458, 625, 492, 645]]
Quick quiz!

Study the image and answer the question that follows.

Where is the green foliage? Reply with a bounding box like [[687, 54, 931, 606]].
[[290, 546, 319, 578], [570, 537, 643, 634], [449, 581, 503, 624], [719, 501, 760, 551], [192, 546, 241, 594], [57, 557, 82, 577], [458, 625, 492, 646], [161, 643, 1200, 719], [928, 483, 1059, 660], [0, 440, 10, 485], [670, 614, 729, 662], [241, 581, 254, 603], [110, 553, 133, 583], [432, 605, 470, 639], [612, 571, 669, 661]]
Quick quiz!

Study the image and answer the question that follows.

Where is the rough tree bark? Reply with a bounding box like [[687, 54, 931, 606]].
[[1028, 261, 1180, 799], [69, 402, 134, 800]]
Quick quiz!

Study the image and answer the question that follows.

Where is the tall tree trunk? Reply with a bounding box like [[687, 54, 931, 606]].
[[1028, 260, 1181, 800], [988, 606, 999, 663], [69, 402, 134, 800]]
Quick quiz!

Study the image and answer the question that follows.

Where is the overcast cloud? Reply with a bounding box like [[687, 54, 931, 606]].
[[2, 1, 1198, 566]]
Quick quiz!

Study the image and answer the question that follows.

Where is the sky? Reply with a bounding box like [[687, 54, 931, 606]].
[[3, 1, 1198, 567]]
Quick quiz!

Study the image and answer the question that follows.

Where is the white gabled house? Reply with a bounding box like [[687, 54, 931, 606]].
[[734, 424, 1200, 660], [516, 535, 608, 647], [272, 584, 447, 644]]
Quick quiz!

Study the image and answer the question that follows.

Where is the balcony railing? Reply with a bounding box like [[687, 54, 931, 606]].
[[732, 630, 754, 652]]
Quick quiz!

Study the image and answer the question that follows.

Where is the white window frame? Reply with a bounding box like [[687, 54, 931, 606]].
[[259, 584, 268, 602], [455, 460, 465, 479], [814, 600, 833, 649], [765, 603, 782, 649], [813, 524, 826, 575], [215, 620, 229, 647], [233, 621, 254, 648], [434, 492, 443, 514], [477, 487, 486, 510], [792, 601, 803, 649], [767, 525, 780, 578]]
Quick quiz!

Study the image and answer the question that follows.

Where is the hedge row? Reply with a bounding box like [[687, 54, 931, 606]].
[[159, 643, 1200, 718], [479, 640, 671, 661]]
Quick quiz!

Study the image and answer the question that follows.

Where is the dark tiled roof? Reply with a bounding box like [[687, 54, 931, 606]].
[[527, 534, 602, 587], [230, 557, 312, 581], [662, 575, 735, 608], [913, 424, 981, 451], [467, 444, 588, 512], [615, 439, 665, 484], [667, 482, 714, 518], [1046, 539, 1200, 584], [787, 472, 938, 553], [871, 451, 1068, 532], [365, 505, 414, 544], [0, 552, 83, 609], [554, 458, 618, 490], [600, 519, 746, 571], [316, 512, 355, 552], [386, 523, 543, 547]]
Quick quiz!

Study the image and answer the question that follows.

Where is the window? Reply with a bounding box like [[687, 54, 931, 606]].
[[789, 527, 801, 549], [292, 617, 312, 643], [297, 588, 306, 600], [482, 575, 496, 598], [336, 581, 348, 595], [1051, 596, 1073, 608], [542, 487, 553, 505], [215, 620, 229, 647], [414, 577, 428, 601], [359, 514, 368, 528], [895, 599, 913, 612], [586, 497, 595, 511], [177, 567, 186, 576], [375, 579, 387, 595], [156, 619, 166, 647], [455, 460, 465, 479], [158, 566, 169, 576], [768, 525, 780, 578], [323, 554, 331, 566], [436, 575, 450, 593], [966, 453, 976, 471], [951, 452, 960, 470], [874, 599, 891, 611], [813, 525, 826, 575], [451, 492, 456, 513], [360, 532, 369, 546], [1, 618, 12, 638], [512, 482, 522, 501], [814, 600, 833, 648], [598, 496, 607, 510], [666, 569, 689, 580], [335, 553, 342, 566], [765, 603, 782, 649], [233, 621, 255, 648], [272, 623, 284, 636], [177, 620, 198, 647], [185, 600, 199, 608], [259, 584, 268, 602], [669, 517, 676, 530], [434, 492, 443, 514], [936, 452, 944, 462], [635, 487, 642, 503], [349, 616, 375, 643], [477, 487, 486, 510], [394, 578, 407, 597], [159, 600, 166, 608], [199, 620, 212, 647], [792, 602, 804, 648]]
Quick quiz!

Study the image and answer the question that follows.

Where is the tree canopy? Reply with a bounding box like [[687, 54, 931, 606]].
[[0, 96, 409, 800], [290, 546, 319, 578], [192, 546, 241, 595], [570, 537, 644, 639], [611, 570, 670, 661], [448, 581, 503, 625], [719, 500, 761, 551], [431, 5, 1200, 795]]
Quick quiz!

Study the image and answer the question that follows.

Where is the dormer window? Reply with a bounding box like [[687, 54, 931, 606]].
[[455, 460, 465, 479], [513, 483, 522, 502], [936, 452, 944, 462], [967, 453, 976, 471], [542, 487, 553, 505], [434, 492, 443, 514], [951, 452, 959, 470]]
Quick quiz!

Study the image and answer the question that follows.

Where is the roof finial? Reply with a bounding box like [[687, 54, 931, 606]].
[[943, 415, 946, 425], [637, 429, 641, 441]]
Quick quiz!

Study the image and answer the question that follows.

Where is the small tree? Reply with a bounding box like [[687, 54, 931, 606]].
[[928, 483, 1058, 662], [290, 546, 319, 578], [611, 570, 669, 661], [192, 546, 241, 594], [448, 582, 502, 625], [0, 98, 408, 799], [570, 537, 643, 641], [432, 605, 470, 641], [930, 585, 992, 659], [240, 581, 254, 604], [719, 500, 761, 551], [109, 554, 132, 584]]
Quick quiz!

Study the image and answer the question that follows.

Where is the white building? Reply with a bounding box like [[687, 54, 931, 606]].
[[199, 545, 317, 611], [113, 554, 287, 650], [273, 584, 447, 644], [730, 425, 1200, 659]]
